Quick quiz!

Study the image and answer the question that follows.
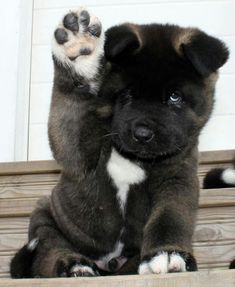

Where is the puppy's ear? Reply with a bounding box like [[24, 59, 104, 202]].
[[179, 30, 229, 76], [105, 24, 141, 62]]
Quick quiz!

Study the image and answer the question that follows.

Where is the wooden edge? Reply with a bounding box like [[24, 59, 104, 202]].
[[199, 188, 235, 208], [0, 160, 61, 175], [0, 270, 235, 287], [0, 150, 234, 175], [199, 149, 234, 164]]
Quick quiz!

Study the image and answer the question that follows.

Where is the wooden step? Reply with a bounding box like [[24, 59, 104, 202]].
[[0, 270, 235, 287], [0, 149, 234, 279]]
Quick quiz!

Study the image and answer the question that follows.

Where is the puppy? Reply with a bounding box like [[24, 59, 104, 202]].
[[11, 8, 229, 278]]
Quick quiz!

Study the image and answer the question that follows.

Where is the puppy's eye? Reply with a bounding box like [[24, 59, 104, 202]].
[[168, 90, 184, 105]]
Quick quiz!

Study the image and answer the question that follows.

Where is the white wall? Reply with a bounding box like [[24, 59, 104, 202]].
[[1, 0, 235, 162], [0, 1, 21, 161]]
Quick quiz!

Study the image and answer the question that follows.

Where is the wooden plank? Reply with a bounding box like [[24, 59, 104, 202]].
[[1, 188, 234, 217], [0, 182, 53, 199], [0, 161, 60, 176], [2, 219, 235, 252], [0, 273, 9, 278], [0, 270, 235, 287], [193, 240, 235, 264], [0, 173, 59, 185], [0, 218, 29, 232], [1, 174, 234, 201], [199, 149, 234, 164], [199, 188, 235, 208], [0, 255, 12, 274], [0, 252, 232, 278], [0, 149, 233, 175], [194, 221, 235, 242], [0, 234, 27, 252], [0, 198, 39, 217], [197, 206, 235, 223]]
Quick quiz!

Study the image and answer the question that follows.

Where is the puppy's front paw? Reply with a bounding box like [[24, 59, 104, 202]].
[[138, 251, 197, 275], [52, 8, 104, 83]]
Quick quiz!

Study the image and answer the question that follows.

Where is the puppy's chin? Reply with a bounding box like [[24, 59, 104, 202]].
[[111, 136, 182, 162]]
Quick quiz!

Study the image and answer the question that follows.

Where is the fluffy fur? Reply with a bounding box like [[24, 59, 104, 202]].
[[11, 8, 229, 278]]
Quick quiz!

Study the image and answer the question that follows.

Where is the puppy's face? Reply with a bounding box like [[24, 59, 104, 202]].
[[104, 24, 228, 160]]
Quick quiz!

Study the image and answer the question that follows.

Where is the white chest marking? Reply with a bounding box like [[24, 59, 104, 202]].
[[107, 148, 146, 212]]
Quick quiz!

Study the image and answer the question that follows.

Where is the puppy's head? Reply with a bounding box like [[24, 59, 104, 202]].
[[103, 23, 229, 160]]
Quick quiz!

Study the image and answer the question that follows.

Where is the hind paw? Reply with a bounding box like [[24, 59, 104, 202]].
[[56, 255, 99, 277]]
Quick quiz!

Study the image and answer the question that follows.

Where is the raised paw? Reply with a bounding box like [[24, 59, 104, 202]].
[[52, 8, 104, 81], [56, 255, 99, 277], [138, 251, 197, 275]]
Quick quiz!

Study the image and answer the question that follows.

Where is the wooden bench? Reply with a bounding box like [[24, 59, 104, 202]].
[[0, 150, 235, 286]]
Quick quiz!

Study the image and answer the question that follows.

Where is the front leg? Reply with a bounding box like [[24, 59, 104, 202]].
[[49, 8, 110, 176], [139, 180, 199, 275]]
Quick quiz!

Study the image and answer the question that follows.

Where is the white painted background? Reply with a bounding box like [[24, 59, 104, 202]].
[[0, 0, 235, 162]]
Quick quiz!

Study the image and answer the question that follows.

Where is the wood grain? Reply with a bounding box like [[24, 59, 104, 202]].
[[1, 187, 234, 217], [0, 149, 233, 175], [0, 270, 235, 287], [199, 188, 235, 208], [0, 161, 60, 175]]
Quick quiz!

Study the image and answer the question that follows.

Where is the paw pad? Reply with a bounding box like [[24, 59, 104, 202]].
[[63, 12, 79, 32], [52, 8, 104, 83]]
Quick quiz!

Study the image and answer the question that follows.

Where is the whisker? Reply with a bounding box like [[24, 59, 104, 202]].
[[175, 145, 182, 152], [102, 132, 119, 138]]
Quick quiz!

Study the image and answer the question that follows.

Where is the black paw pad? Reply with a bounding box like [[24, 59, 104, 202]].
[[63, 13, 79, 32], [79, 47, 92, 56], [54, 28, 68, 44], [88, 24, 102, 37], [79, 10, 90, 27]]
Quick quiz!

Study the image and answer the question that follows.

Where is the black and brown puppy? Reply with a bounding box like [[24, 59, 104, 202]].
[[11, 8, 229, 278]]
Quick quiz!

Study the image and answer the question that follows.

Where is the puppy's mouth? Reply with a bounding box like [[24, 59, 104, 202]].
[[111, 134, 182, 161]]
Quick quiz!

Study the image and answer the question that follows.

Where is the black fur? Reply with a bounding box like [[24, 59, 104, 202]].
[[230, 259, 235, 269], [182, 32, 229, 76], [11, 10, 229, 278], [10, 243, 38, 278]]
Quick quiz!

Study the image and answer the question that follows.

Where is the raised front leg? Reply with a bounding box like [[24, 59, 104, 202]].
[[49, 8, 110, 177], [138, 177, 199, 275]]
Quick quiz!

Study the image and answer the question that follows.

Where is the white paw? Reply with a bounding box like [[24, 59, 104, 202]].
[[138, 252, 186, 275], [52, 8, 104, 83], [69, 264, 98, 277]]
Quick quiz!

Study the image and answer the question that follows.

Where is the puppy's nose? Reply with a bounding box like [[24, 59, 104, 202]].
[[133, 125, 154, 143]]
